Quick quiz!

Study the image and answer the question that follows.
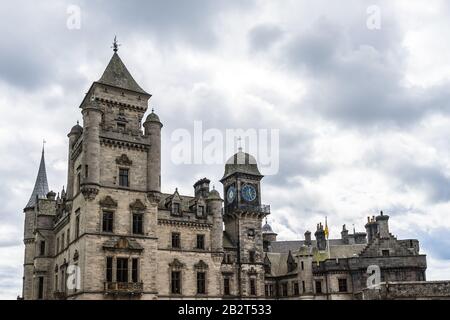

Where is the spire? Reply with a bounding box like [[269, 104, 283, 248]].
[[97, 42, 149, 95], [25, 146, 50, 209]]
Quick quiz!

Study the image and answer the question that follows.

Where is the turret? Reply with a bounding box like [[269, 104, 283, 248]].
[[66, 121, 83, 199], [376, 211, 390, 239], [207, 187, 223, 251], [315, 223, 326, 251], [81, 96, 102, 199], [144, 109, 162, 199], [262, 218, 277, 251]]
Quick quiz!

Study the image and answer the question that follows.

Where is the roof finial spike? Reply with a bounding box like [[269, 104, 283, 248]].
[[42, 139, 46, 153], [77, 120, 79, 125], [112, 35, 121, 53], [152, 107, 155, 113]]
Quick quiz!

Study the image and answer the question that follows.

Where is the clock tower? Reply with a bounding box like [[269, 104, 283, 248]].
[[220, 148, 270, 298]]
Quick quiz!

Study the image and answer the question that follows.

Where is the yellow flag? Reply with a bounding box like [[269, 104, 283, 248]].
[[324, 217, 329, 239]]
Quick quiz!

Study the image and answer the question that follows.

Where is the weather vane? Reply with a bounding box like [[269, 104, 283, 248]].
[[112, 36, 121, 53]]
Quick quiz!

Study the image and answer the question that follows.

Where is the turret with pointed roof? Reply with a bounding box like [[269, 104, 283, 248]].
[[25, 147, 49, 210]]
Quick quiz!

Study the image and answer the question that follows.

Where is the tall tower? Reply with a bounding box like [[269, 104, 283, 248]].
[[220, 149, 269, 298], [22, 147, 50, 300], [57, 40, 160, 299]]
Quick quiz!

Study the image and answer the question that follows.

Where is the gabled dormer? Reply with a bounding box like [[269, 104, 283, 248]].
[[287, 250, 297, 273], [165, 189, 182, 217]]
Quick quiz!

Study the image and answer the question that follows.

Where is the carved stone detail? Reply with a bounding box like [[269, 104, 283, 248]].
[[115, 154, 133, 166], [130, 199, 146, 211], [99, 195, 118, 208]]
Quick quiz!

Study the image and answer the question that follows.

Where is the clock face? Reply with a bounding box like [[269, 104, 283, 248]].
[[227, 186, 236, 203], [241, 184, 257, 202]]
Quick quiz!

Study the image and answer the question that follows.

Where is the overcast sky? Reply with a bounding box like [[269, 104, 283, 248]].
[[1, 0, 450, 299]]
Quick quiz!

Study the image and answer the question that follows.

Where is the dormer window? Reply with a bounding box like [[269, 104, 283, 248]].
[[172, 203, 181, 216], [197, 205, 205, 218]]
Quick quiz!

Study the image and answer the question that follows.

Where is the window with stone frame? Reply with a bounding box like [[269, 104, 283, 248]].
[[171, 271, 181, 294], [382, 249, 390, 256], [66, 229, 70, 247], [249, 278, 257, 296], [172, 202, 181, 216], [197, 272, 206, 294], [196, 234, 205, 250], [56, 237, 60, 253], [315, 280, 323, 294], [281, 282, 288, 297], [197, 205, 206, 218], [249, 250, 256, 263], [132, 213, 144, 235], [172, 232, 181, 249], [106, 257, 113, 282], [77, 172, 81, 193], [293, 282, 299, 295], [224, 277, 231, 296], [338, 278, 348, 292], [61, 232, 65, 250], [132, 258, 139, 283], [302, 281, 306, 293], [119, 168, 129, 187], [116, 258, 128, 283], [38, 276, 44, 300], [39, 240, 45, 256], [102, 211, 114, 233], [75, 210, 80, 238]]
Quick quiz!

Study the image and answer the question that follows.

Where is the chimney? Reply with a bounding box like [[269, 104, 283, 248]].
[[375, 211, 390, 239], [365, 216, 378, 242], [341, 224, 349, 244], [193, 178, 210, 198], [304, 231, 312, 246], [314, 223, 326, 251]]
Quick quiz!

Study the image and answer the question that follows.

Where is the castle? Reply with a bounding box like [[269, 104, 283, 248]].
[[21, 44, 448, 300]]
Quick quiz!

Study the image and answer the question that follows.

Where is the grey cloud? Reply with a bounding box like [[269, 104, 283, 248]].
[[248, 24, 284, 52]]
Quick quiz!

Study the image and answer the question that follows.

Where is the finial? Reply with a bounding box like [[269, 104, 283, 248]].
[[42, 139, 46, 153], [152, 108, 155, 113], [77, 120, 79, 125], [212, 185, 215, 190], [237, 136, 243, 152], [112, 36, 121, 53], [265, 217, 268, 225]]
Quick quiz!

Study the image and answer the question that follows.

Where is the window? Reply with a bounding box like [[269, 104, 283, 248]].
[[61, 232, 65, 250], [382, 249, 390, 256], [132, 258, 139, 283], [119, 168, 129, 187], [171, 271, 181, 294], [196, 234, 205, 250], [38, 277, 44, 300], [75, 211, 80, 238], [172, 232, 181, 249], [39, 241, 45, 256], [197, 205, 205, 218], [132, 213, 143, 234], [281, 282, 288, 297], [316, 281, 322, 294], [172, 203, 180, 216], [250, 278, 256, 296], [117, 122, 126, 132], [249, 250, 256, 263], [102, 211, 114, 233], [55, 274, 58, 292], [338, 278, 348, 293], [301, 261, 304, 270], [302, 281, 306, 293], [224, 278, 230, 296], [67, 229, 70, 246], [116, 258, 128, 283], [197, 272, 206, 294], [293, 282, 299, 295], [85, 165, 89, 179], [56, 237, 60, 254], [106, 257, 113, 282], [77, 172, 81, 193]]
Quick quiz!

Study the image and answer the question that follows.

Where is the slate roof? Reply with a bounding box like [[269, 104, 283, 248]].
[[270, 239, 346, 253], [25, 148, 49, 209], [98, 53, 149, 95]]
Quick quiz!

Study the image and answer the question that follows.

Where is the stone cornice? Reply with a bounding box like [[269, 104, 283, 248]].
[[158, 218, 212, 229]]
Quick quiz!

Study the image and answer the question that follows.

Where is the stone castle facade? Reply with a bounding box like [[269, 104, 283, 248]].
[[21, 47, 445, 300]]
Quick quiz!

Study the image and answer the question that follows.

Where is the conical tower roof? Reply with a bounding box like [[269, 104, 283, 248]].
[[98, 52, 149, 95], [25, 147, 49, 209]]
